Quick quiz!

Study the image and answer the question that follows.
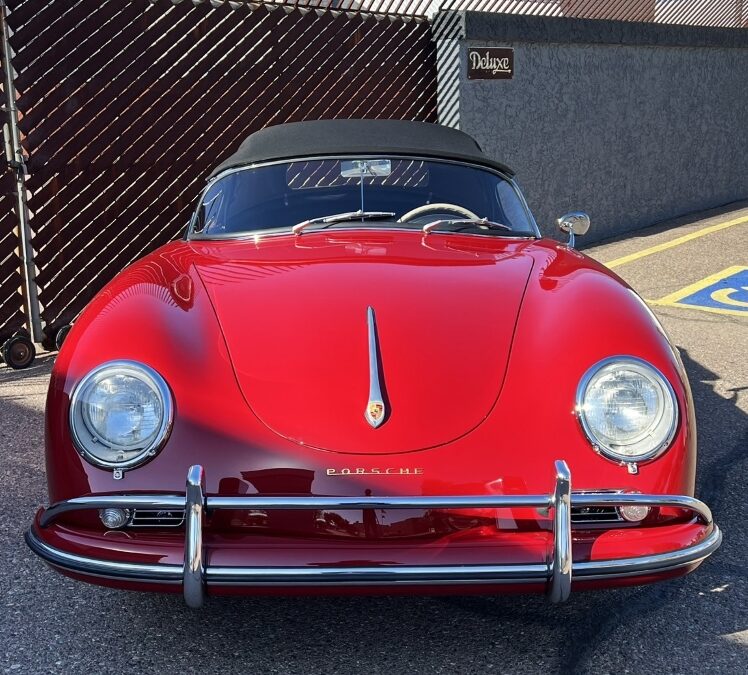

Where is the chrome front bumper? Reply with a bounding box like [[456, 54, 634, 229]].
[[26, 461, 721, 608]]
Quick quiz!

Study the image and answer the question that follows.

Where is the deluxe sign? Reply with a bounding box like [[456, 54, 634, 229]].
[[467, 48, 514, 80]]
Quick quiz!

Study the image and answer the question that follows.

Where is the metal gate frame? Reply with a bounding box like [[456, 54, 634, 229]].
[[0, 0, 40, 345]]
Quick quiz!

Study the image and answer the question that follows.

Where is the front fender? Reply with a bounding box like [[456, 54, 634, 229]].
[[46, 242, 264, 502], [491, 240, 695, 496]]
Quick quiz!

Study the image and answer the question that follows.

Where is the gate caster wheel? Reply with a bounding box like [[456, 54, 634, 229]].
[[40, 331, 57, 352], [54, 324, 71, 350], [1, 335, 36, 369]]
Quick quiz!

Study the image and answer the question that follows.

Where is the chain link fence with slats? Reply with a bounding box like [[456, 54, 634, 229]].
[[0, 0, 437, 345]]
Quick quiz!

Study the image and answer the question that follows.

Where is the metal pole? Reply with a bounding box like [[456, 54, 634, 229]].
[[0, 0, 42, 344]]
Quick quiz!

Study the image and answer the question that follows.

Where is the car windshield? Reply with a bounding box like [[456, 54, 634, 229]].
[[191, 157, 537, 237]]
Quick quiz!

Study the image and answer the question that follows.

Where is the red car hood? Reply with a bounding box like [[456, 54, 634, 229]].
[[192, 232, 534, 454]]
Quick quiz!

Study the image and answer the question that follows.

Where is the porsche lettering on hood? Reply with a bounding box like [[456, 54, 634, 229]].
[[326, 467, 425, 476], [195, 236, 534, 454]]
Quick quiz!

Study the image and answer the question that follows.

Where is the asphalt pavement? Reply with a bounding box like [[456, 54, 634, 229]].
[[1, 203, 746, 674]]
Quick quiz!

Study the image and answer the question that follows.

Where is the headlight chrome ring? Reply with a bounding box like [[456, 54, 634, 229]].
[[69, 360, 173, 470], [576, 356, 679, 465]]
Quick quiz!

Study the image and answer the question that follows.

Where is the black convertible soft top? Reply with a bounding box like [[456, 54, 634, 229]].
[[209, 119, 514, 178]]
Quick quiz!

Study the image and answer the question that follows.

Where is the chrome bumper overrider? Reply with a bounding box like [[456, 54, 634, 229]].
[[26, 461, 721, 608]]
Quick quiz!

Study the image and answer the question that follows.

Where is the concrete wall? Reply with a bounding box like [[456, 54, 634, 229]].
[[452, 13, 748, 241]]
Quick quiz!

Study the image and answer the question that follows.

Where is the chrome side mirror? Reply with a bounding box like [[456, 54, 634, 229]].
[[557, 212, 590, 248]]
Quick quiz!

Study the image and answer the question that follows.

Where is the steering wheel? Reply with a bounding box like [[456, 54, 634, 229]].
[[398, 202, 480, 224]]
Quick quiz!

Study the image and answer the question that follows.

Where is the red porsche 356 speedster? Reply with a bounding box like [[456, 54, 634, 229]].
[[27, 120, 720, 606]]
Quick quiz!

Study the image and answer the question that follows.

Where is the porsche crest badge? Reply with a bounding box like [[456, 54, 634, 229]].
[[366, 400, 386, 428]]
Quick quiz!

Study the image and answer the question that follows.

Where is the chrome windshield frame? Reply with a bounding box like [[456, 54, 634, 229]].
[[186, 155, 542, 241]]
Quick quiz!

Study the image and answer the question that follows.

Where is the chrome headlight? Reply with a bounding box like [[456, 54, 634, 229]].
[[576, 357, 678, 463], [70, 361, 173, 469]]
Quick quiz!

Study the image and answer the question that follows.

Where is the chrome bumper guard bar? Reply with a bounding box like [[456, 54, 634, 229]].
[[26, 461, 721, 608]]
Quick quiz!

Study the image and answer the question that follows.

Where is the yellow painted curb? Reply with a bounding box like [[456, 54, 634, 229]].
[[604, 215, 748, 269]]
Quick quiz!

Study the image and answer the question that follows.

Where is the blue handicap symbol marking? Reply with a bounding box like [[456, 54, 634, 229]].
[[678, 268, 748, 313]]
